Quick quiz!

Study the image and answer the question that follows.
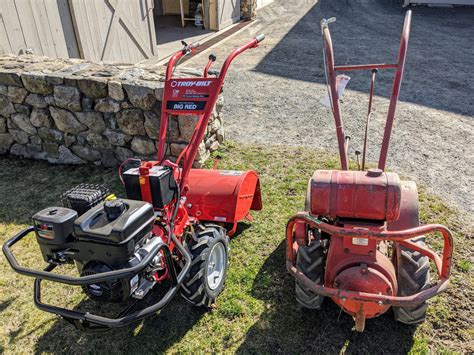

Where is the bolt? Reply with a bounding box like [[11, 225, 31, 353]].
[[368, 251, 374, 256], [341, 296, 347, 302], [344, 248, 350, 253]]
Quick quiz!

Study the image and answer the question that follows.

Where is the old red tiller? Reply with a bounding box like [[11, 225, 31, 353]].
[[286, 11, 453, 332]]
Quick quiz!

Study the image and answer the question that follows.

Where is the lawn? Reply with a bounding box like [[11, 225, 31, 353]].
[[0, 142, 472, 353]]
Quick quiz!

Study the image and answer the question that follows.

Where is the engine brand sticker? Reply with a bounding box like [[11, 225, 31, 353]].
[[321, 74, 351, 108], [352, 237, 369, 246], [35, 223, 54, 239], [219, 170, 243, 176], [214, 216, 227, 222]]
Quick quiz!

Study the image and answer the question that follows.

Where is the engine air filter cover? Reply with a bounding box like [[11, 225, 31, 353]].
[[62, 184, 109, 216]]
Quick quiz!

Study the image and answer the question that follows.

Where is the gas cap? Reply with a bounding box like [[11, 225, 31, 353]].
[[367, 168, 383, 177], [104, 199, 126, 220]]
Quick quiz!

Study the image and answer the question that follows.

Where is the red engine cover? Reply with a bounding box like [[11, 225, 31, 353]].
[[309, 169, 401, 222]]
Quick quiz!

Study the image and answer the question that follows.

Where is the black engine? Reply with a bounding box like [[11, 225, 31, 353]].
[[32, 185, 163, 303]]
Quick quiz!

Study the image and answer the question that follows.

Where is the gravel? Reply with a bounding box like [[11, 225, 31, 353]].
[[185, 0, 474, 217]]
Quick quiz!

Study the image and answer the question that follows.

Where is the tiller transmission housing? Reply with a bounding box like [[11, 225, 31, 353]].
[[286, 11, 453, 332]]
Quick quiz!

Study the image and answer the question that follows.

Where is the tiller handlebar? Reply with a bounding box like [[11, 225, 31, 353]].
[[322, 11, 412, 171], [157, 35, 265, 197]]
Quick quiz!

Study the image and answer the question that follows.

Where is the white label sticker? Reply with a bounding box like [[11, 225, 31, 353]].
[[219, 170, 243, 176], [321, 74, 351, 108], [214, 216, 227, 222], [130, 275, 139, 294], [352, 237, 369, 246]]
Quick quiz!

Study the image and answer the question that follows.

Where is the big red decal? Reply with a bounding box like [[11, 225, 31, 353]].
[[163, 78, 219, 115]]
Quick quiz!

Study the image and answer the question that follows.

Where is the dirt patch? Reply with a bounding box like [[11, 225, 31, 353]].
[[185, 0, 474, 219]]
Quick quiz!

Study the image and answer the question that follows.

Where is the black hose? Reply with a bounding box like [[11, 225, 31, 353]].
[[167, 182, 181, 245]]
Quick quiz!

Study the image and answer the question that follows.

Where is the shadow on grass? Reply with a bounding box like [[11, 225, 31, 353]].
[[237, 240, 418, 354], [33, 293, 207, 353], [0, 297, 17, 313], [0, 158, 123, 225], [255, 0, 474, 116]]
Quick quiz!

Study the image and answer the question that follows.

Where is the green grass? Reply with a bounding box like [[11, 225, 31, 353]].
[[0, 142, 472, 353], [457, 259, 472, 273]]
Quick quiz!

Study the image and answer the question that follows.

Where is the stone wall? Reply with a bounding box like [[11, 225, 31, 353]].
[[241, 0, 257, 20], [0, 54, 224, 167]]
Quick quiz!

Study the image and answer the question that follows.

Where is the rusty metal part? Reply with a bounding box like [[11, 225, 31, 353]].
[[286, 214, 453, 306], [362, 69, 378, 171], [308, 170, 401, 222]]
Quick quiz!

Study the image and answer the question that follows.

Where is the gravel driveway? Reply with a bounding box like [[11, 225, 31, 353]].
[[186, 0, 474, 217]]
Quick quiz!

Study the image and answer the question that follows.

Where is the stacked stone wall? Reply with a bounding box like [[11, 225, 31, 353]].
[[0, 54, 224, 167], [241, 0, 257, 20]]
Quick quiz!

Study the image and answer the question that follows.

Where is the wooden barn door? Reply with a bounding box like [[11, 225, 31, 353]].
[[0, 0, 79, 58], [69, 0, 157, 63], [216, 0, 240, 30]]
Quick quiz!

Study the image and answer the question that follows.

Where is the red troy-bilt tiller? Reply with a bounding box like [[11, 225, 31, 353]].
[[286, 11, 453, 332], [3, 35, 264, 331]]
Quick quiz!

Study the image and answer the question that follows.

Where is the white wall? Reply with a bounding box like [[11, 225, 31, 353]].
[[257, 0, 273, 9]]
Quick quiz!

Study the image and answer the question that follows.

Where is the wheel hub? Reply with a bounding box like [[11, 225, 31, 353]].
[[207, 243, 225, 290]]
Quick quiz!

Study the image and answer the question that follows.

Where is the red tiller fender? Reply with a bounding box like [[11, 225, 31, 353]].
[[185, 169, 262, 236]]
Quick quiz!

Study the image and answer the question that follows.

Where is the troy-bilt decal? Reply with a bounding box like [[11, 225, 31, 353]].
[[166, 101, 207, 111], [183, 93, 210, 99], [164, 78, 218, 114], [170, 80, 213, 87]]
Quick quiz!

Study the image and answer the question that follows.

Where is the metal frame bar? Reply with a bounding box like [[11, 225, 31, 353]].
[[2, 227, 192, 330], [286, 213, 453, 306], [2, 227, 162, 285]]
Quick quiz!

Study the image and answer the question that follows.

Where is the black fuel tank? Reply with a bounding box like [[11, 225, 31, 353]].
[[74, 199, 154, 245]]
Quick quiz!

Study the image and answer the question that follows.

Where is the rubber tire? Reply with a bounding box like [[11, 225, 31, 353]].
[[180, 225, 229, 307], [80, 261, 129, 303], [393, 236, 430, 324], [295, 239, 325, 309]]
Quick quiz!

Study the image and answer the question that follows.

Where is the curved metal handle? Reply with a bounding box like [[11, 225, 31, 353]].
[[2, 227, 163, 285], [33, 232, 193, 329], [190, 41, 201, 50]]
